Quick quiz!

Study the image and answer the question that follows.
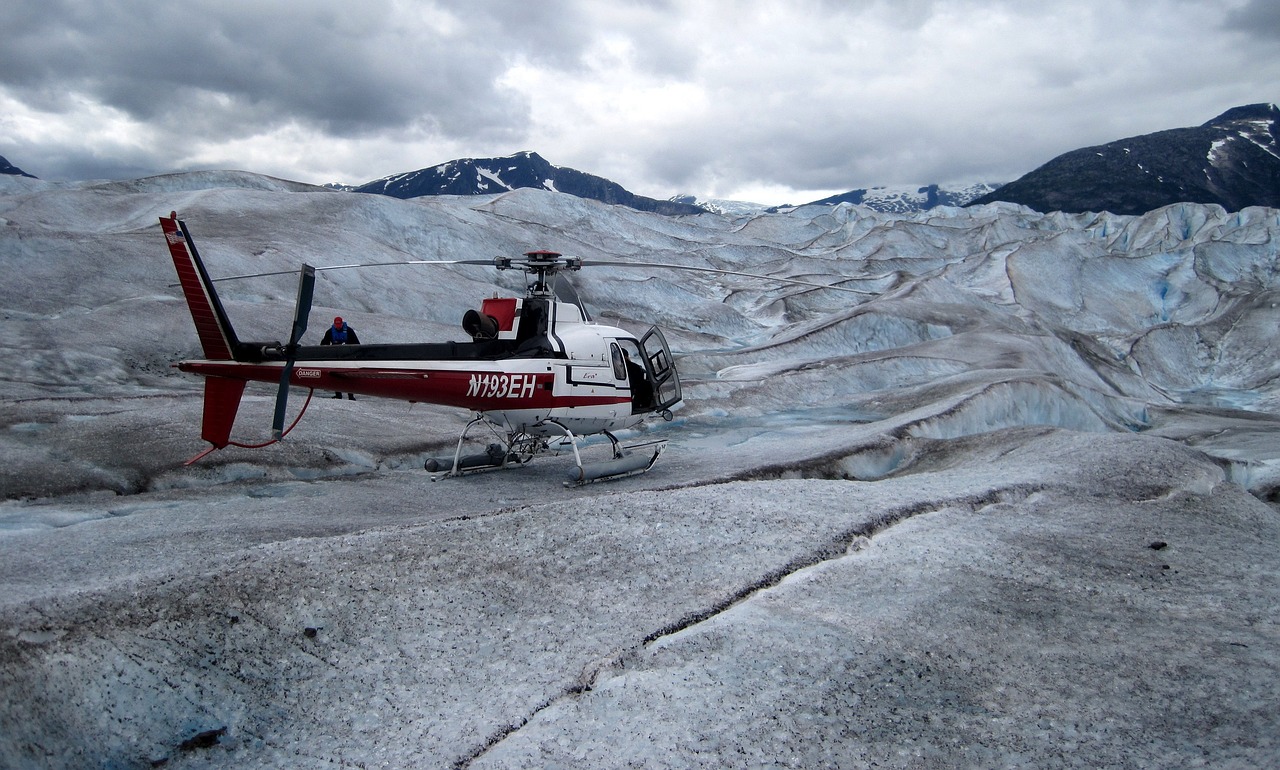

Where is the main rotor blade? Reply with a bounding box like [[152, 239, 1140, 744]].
[[204, 259, 496, 284], [578, 260, 875, 296], [272, 264, 316, 439], [315, 258, 496, 273], [187, 254, 872, 299]]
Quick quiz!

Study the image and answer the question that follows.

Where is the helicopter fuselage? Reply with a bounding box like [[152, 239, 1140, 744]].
[[179, 306, 662, 439]]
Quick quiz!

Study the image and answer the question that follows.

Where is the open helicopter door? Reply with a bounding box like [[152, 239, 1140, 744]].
[[639, 326, 682, 415]]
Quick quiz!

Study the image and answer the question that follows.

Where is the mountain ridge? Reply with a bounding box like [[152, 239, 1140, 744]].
[[797, 182, 1003, 213], [352, 151, 704, 216], [7, 103, 1275, 217], [968, 103, 1280, 214], [672, 183, 1005, 217]]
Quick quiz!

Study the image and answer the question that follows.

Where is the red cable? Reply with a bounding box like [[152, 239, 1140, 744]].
[[228, 389, 316, 449]]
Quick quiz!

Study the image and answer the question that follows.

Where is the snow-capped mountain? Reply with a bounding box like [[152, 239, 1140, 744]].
[[668, 194, 773, 217], [673, 183, 1004, 217], [354, 151, 704, 216], [799, 182, 1004, 213], [969, 103, 1280, 214]]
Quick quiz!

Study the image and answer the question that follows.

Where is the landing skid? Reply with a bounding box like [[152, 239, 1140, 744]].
[[424, 416, 536, 480], [547, 422, 668, 487], [423, 417, 667, 486], [563, 440, 667, 486]]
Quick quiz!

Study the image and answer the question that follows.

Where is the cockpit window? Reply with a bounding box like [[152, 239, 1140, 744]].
[[610, 343, 627, 380]]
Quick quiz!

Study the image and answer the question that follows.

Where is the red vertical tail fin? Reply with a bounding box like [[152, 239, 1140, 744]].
[[200, 376, 247, 450], [161, 213, 240, 360]]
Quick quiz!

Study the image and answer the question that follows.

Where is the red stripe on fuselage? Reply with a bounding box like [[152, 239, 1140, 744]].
[[178, 361, 630, 411]]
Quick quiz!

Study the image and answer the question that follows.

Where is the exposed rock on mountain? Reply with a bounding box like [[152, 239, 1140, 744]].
[[968, 103, 1280, 214], [0, 156, 36, 179]]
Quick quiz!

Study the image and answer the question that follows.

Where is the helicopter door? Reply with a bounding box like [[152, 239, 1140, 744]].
[[639, 326, 682, 413]]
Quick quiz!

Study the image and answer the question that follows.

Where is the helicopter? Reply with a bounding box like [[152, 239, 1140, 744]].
[[161, 212, 869, 485], [160, 212, 689, 485]]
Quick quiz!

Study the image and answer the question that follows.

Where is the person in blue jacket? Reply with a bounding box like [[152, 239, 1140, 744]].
[[320, 316, 360, 399]]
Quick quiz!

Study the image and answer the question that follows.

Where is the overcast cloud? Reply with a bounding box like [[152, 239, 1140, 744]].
[[2, 0, 1277, 204]]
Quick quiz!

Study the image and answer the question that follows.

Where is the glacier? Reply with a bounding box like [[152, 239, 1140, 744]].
[[0, 172, 1276, 768]]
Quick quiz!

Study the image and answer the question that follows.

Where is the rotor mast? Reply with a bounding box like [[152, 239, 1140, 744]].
[[496, 250, 582, 299]]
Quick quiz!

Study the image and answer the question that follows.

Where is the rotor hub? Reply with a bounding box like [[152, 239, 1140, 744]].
[[497, 251, 582, 297]]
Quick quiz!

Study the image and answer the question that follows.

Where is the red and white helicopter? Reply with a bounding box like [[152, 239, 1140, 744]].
[[161, 212, 864, 484], [161, 212, 688, 485]]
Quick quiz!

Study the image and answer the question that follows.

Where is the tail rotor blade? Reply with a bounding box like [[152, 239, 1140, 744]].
[[272, 265, 316, 439], [271, 368, 292, 439], [288, 264, 316, 345]]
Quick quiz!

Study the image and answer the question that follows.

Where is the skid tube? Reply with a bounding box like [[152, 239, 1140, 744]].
[[545, 421, 668, 487], [424, 416, 528, 479], [424, 418, 666, 485]]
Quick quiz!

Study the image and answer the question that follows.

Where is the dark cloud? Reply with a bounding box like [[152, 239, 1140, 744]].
[[1225, 0, 1280, 39], [1, 0, 1276, 200], [0, 0, 588, 142]]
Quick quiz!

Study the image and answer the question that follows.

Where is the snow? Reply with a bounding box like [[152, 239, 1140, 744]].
[[476, 166, 506, 191], [0, 176, 1278, 768], [1209, 137, 1231, 166], [1237, 119, 1280, 161]]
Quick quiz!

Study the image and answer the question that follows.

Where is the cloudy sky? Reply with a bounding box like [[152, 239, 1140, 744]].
[[2, 0, 1277, 205]]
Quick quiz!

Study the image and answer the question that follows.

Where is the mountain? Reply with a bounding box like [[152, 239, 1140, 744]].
[[968, 103, 1280, 214], [0, 155, 36, 179], [800, 182, 1003, 213], [673, 183, 1003, 217], [668, 194, 771, 217], [354, 151, 704, 215]]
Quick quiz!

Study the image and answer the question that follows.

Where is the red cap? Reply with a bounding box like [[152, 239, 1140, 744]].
[[333, 316, 343, 326]]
